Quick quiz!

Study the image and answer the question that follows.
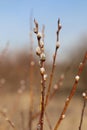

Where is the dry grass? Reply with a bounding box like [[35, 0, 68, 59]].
[[0, 93, 87, 130]]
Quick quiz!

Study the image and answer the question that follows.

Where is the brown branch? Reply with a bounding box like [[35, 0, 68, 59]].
[[34, 19, 47, 130], [45, 18, 62, 108], [54, 51, 87, 130], [45, 112, 52, 130], [32, 74, 64, 120], [0, 110, 15, 129], [79, 91, 87, 130], [50, 74, 64, 100]]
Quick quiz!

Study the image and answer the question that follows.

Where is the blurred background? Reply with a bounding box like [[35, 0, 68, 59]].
[[0, 1, 87, 130], [0, 0, 87, 93]]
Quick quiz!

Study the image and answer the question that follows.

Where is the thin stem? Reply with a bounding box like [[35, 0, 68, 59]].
[[54, 51, 87, 130], [45, 48, 57, 108], [32, 74, 64, 120], [50, 74, 64, 100], [38, 70, 45, 130], [45, 112, 52, 130], [79, 99, 86, 130], [45, 18, 61, 108], [0, 110, 15, 130], [34, 19, 46, 130]]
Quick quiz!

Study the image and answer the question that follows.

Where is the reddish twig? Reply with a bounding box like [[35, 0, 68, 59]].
[[45, 18, 62, 108], [32, 74, 64, 120], [54, 51, 87, 130], [0, 110, 15, 129], [79, 91, 87, 130], [45, 112, 52, 130], [34, 19, 47, 130], [50, 74, 64, 100]]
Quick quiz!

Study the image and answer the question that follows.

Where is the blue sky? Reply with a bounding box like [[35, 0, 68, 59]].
[[0, 0, 87, 60]]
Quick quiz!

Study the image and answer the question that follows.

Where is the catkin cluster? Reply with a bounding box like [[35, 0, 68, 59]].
[[34, 19, 47, 81]]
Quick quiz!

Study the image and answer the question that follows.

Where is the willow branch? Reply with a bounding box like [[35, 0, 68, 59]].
[[54, 51, 87, 130]]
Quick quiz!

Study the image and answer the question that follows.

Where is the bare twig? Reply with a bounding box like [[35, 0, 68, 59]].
[[79, 91, 87, 130], [32, 74, 64, 120], [50, 74, 64, 100], [0, 110, 15, 129], [45, 112, 52, 130], [45, 18, 61, 108], [54, 51, 87, 130], [34, 19, 47, 130]]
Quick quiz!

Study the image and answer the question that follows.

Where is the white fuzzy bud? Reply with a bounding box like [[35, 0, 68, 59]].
[[75, 75, 80, 82], [39, 61, 41, 66], [37, 32, 42, 39], [79, 62, 83, 69], [40, 67, 45, 74], [53, 84, 58, 90], [44, 74, 47, 81], [36, 46, 41, 56], [82, 92, 87, 99], [82, 92, 86, 98], [40, 41, 44, 48], [62, 114, 65, 119], [56, 41, 60, 49], [40, 53, 46, 61], [30, 61, 35, 66], [66, 98, 69, 102]]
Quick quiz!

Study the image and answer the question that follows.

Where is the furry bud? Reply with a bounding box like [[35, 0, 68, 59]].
[[40, 53, 46, 61], [37, 32, 42, 39], [75, 75, 80, 82], [36, 46, 41, 56], [40, 67, 45, 74]]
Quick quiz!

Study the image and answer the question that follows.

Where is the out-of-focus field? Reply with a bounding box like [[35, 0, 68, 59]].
[[0, 93, 87, 130], [0, 47, 87, 93], [0, 44, 87, 130]]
